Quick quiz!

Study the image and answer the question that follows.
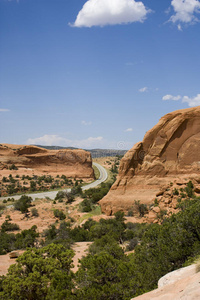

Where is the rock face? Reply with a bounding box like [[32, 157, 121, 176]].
[[0, 144, 94, 179], [99, 106, 200, 215], [131, 264, 200, 300]]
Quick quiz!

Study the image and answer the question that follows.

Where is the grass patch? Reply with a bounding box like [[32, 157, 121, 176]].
[[78, 205, 102, 224], [105, 168, 116, 184], [93, 164, 100, 180]]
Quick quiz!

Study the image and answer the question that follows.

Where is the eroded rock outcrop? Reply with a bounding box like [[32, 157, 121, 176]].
[[0, 144, 94, 179], [131, 264, 200, 300], [99, 106, 200, 215]]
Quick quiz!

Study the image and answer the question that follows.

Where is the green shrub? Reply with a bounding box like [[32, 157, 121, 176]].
[[185, 181, 194, 198], [55, 191, 66, 200], [2, 177, 9, 183], [1, 220, 20, 232], [66, 192, 75, 203], [173, 188, 179, 195], [154, 198, 159, 206], [9, 164, 18, 170], [126, 237, 138, 251], [127, 209, 134, 216], [14, 225, 39, 249], [53, 209, 66, 220], [31, 207, 39, 217], [79, 199, 93, 212], [14, 195, 32, 213], [134, 200, 148, 217], [0, 232, 16, 255], [30, 180, 36, 191]]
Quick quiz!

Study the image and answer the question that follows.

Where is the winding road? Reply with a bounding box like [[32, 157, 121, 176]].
[[0, 162, 108, 201]]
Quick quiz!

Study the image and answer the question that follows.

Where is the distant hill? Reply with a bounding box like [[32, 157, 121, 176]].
[[35, 145, 127, 158]]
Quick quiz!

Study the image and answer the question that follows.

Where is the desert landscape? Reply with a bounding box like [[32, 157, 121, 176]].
[[1, 107, 200, 299], [1, 0, 200, 298]]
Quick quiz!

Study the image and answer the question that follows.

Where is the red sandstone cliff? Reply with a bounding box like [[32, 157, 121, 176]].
[[99, 106, 200, 215], [0, 144, 94, 179]]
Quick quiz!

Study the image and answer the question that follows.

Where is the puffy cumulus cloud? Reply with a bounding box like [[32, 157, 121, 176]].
[[71, 0, 151, 28], [139, 86, 148, 92], [182, 94, 200, 107], [170, 0, 200, 24], [162, 93, 200, 107], [125, 128, 133, 132], [0, 108, 10, 112], [27, 135, 65, 146], [162, 94, 181, 101], [27, 135, 104, 149]]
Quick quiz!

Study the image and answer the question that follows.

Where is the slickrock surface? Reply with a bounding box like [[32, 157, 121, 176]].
[[0, 143, 94, 179], [131, 264, 200, 300], [100, 106, 200, 215]]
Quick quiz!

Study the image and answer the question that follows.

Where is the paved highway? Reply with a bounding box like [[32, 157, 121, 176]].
[[82, 162, 108, 190], [0, 162, 108, 201]]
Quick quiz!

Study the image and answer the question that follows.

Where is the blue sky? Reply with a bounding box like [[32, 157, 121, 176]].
[[0, 0, 200, 149]]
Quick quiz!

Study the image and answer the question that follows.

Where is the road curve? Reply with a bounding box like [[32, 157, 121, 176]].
[[82, 162, 108, 191], [0, 163, 108, 201]]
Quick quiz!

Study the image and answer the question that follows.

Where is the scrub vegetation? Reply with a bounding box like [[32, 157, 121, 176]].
[[1, 183, 200, 299]]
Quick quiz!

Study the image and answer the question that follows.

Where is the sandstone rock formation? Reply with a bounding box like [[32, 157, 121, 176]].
[[0, 144, 94, 179], [99, 106, 200, 215], [131, 264, 200, 300]]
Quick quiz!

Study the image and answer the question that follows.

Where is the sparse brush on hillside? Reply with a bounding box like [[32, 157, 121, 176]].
[[1, 220, 20, 232], [79, 182, 112, 212], [0, 225, 39, 255], [2, 186, 200, 299]]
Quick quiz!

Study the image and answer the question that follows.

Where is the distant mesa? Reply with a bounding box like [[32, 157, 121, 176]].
[[99, 106, 200, 216], [0, 144, 94, 179], [36, 145, 127, 158]]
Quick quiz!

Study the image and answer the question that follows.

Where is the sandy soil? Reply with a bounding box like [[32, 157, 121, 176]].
[[71, 242, 92, 272], [0, 199, 68, 233], [0, 251, 24, 276]]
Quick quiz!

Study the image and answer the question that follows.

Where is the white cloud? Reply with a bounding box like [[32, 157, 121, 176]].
[[81, 120, 92, 126], [170, 0, 200, 24], [27, 135, 104, 149], [162, 93, 200, 107], [139, 87, 148, 92], [182, 94, 200, 106], [177, 23, 182, 30], [71, 0, 151, 28], [0, 108, 10, 112], [125, 128, 133, 132], [162, 94, 181, 101]]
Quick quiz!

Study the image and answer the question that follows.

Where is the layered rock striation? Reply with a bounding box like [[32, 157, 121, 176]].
[[0, 144, 94, 179], [99, 106, 200, 215]]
